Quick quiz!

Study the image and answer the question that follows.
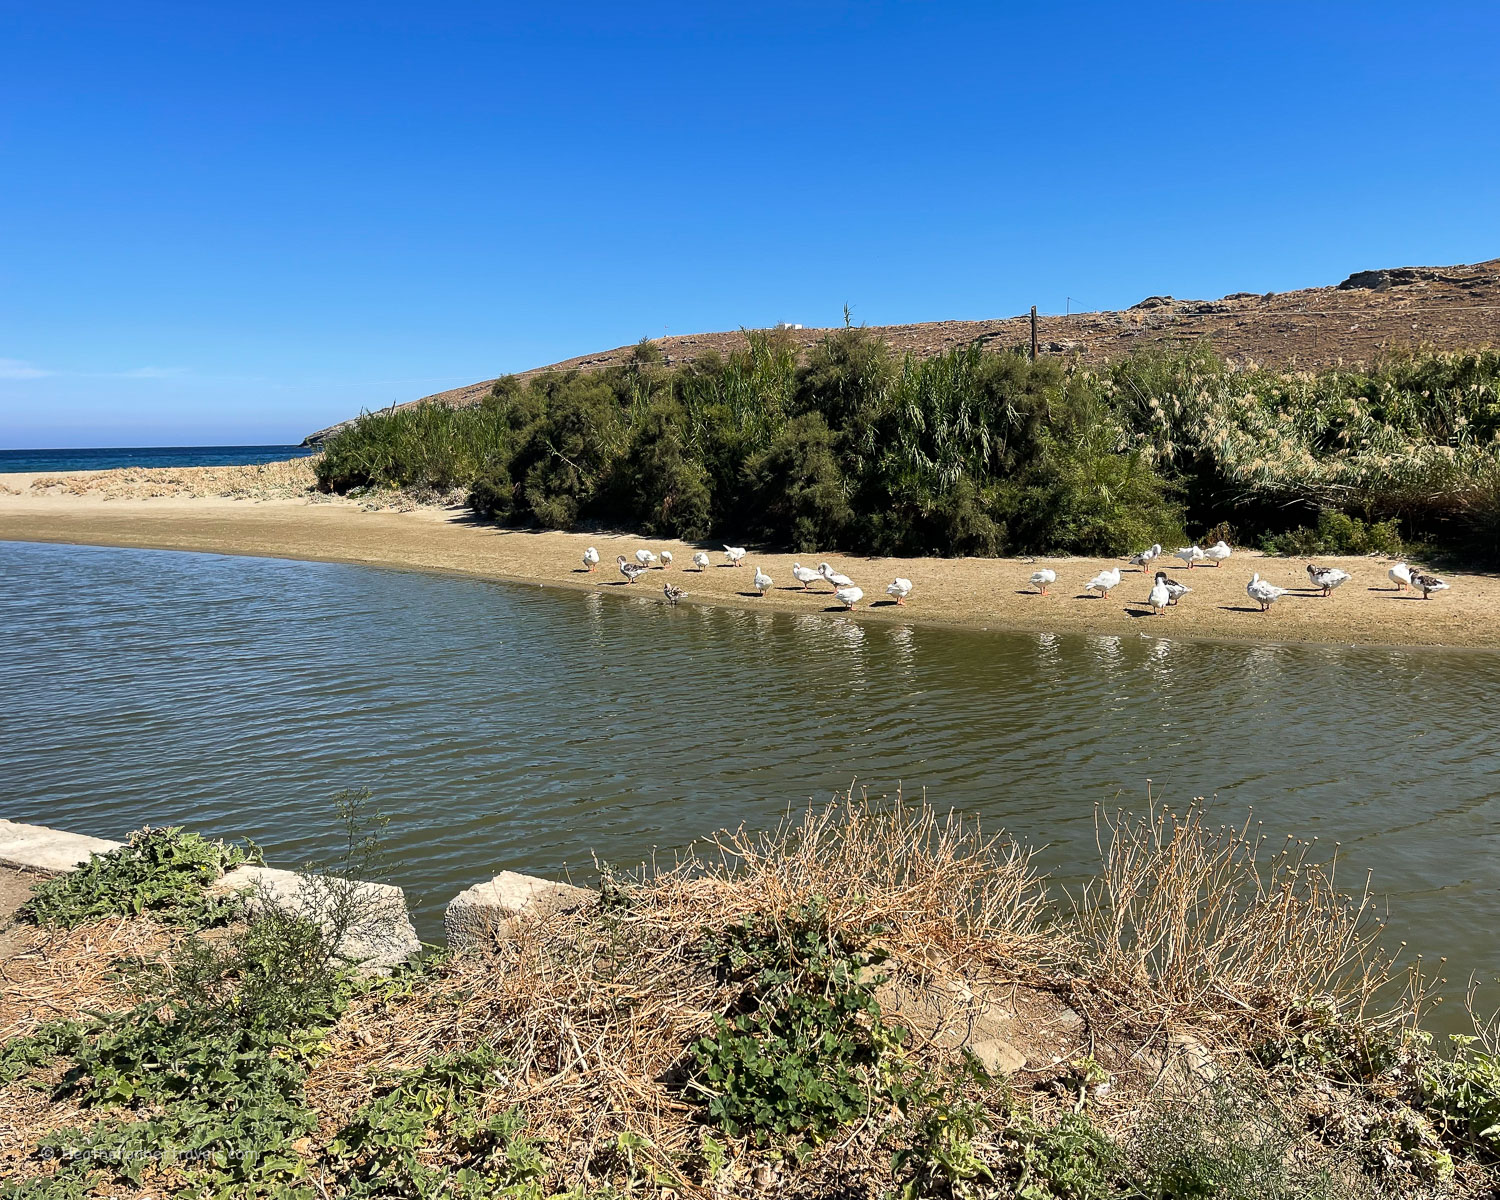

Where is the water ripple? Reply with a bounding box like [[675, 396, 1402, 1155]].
[[3, 541, 1500, 1027]]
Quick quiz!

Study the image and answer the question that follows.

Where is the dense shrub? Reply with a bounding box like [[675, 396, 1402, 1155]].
[[315, 338, 1500, 561]]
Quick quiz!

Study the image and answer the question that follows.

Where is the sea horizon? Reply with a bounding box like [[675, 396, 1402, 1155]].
[[0, 444, 314, 474]]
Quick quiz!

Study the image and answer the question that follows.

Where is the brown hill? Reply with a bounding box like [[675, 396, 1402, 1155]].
[[305, 258, 1500, 443]]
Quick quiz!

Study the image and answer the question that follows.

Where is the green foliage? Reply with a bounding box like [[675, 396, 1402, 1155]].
[[686, 902, 905, 1148], [328, 1043, 550, 1198], [21, 826, 259, 929], [1259, 509, 1406, 557], [314, 344, 1500, 561], [2, 799, 406, 1200], [994, 1111, 1121, 1200], [0, 1020, 87, 1086], [1418, 1035, 1500, 1159]]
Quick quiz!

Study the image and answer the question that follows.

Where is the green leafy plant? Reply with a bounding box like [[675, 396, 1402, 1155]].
[[328, 1043, 549, 1198], [685, 902, 905, 1148], [21, 825, 259, 929]]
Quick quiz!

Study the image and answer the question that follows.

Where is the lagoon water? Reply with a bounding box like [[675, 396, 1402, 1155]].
[[3, 540, 1498, 1022]]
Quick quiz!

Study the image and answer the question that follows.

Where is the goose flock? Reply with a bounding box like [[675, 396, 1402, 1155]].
[[1031, 542, 1453, 616], [581, 539, 1456, 620], [582, 543, 911, 612]]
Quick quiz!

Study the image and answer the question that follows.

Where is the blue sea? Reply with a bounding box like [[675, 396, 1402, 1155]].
[[0, 445, 315, 473]]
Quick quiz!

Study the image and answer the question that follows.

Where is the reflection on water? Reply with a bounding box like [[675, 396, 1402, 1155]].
[[2, 541, 1499, 1027]]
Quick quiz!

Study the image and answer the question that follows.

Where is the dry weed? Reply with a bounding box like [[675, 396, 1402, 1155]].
[[1071, 802, 1410, 1043]]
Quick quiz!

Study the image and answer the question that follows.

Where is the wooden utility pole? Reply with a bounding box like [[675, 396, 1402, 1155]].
[[1030, 306, 1038, 361]]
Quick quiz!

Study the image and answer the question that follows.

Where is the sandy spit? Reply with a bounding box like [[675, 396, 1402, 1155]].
[[1, 467, 1497, 650]]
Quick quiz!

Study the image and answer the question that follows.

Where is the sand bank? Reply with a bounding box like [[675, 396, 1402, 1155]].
[[1, 468, 1496, 648]]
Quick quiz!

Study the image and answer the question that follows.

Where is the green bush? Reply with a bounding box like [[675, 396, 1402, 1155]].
[[314, 343, 1500, 562], [1260, 509, 1405, 557], [22, 826, 258, 929]]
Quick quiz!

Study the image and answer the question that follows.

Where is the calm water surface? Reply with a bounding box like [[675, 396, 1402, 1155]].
[[3, 541, 1498, 1023]]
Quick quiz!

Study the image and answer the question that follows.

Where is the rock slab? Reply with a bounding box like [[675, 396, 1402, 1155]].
[[210, 864, 421, 973], [445, 870, 593, 949], [0, 819, 123, 876]]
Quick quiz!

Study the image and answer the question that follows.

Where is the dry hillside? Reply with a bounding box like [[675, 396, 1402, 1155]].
[[305, 258, 1500, 443]]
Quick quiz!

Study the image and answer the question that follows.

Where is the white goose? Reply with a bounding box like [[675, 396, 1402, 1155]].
[[660, 550, 673, 569], [1411, 569, 1451, 599], [1306, 563, 1352, 597], [1085, 567, 1122, 597], [753, 566, 773, 594], [635, 548, 657, 568], [818, 562, 855, 590], [835, 585, 864, 610], [1387, 561, 1413, 591], [1148, 575, 1171, 615], [791, 562, 822, 590], [1174, 545, 1207, 569], [885, 578, 913, 606], [1128, 543, 1163, 570], [617, 555, 648, 584], [1029, 568, 1057, 594], [723, 545, 747, 566], [582, 546, 600, 572], [692, 551, 711, 571], [1246, 572, 1286, 612], [1204, 540, 1232, 567]]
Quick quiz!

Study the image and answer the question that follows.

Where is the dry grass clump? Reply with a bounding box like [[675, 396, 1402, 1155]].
[[653, 791, 1053, 974], [0, 915, 181, 1042], [1070, 803, 1412, 1044]]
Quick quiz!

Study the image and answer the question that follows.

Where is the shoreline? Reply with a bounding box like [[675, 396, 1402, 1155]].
[[2, 474, 1498, 650]]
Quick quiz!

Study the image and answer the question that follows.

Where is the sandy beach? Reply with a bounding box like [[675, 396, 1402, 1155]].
[[2, 464, 1497, 649]]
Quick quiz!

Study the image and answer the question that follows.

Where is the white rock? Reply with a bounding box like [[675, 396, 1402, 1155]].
[[444, 870, 593, 949], [0, 818, 123, 876], [209, 864, 420, 973]]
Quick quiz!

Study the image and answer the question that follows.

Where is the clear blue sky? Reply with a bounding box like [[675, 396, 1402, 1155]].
[[2, 2, 1496, 447]]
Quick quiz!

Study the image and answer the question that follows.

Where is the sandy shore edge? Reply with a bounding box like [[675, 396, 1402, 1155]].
[[2, 477, 1497, 650]]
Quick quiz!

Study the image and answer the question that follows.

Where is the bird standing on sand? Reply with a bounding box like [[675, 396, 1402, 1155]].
[[1174, 545, 1207, 569], [663, 583, 685, 605], [724, 545, 747, 566], [1148, 575, 1171, 615], [1246, 573, 1286, 612], [582, 547, 600, 572], [886, 578, 913, 606], [1410, 570, 1450, 599], [818, 562, 855, 590], [692, 551, 711, 571], [617, 556, 648, 584], [1306, 564, 1352, 597], [1085, 567, 1122, 597], [753, 567, 773, 594], [835, 585, 864, 610], [1204, 540, 1232, 567], [1128, 544, 1162, 570], [1155, 570, 1191, 605], [1388, 562, 1413, 591], [635, 549, 657, 568], [792, 562, 822, 590], [660, 551, 673, 569], [1029, 568, 1057, 594]]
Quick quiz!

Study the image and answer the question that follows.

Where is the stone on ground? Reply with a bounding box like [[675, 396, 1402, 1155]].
[[210, 864, 420, 973], [445, 870, 593, 949], [0, 818, 123, 876]]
